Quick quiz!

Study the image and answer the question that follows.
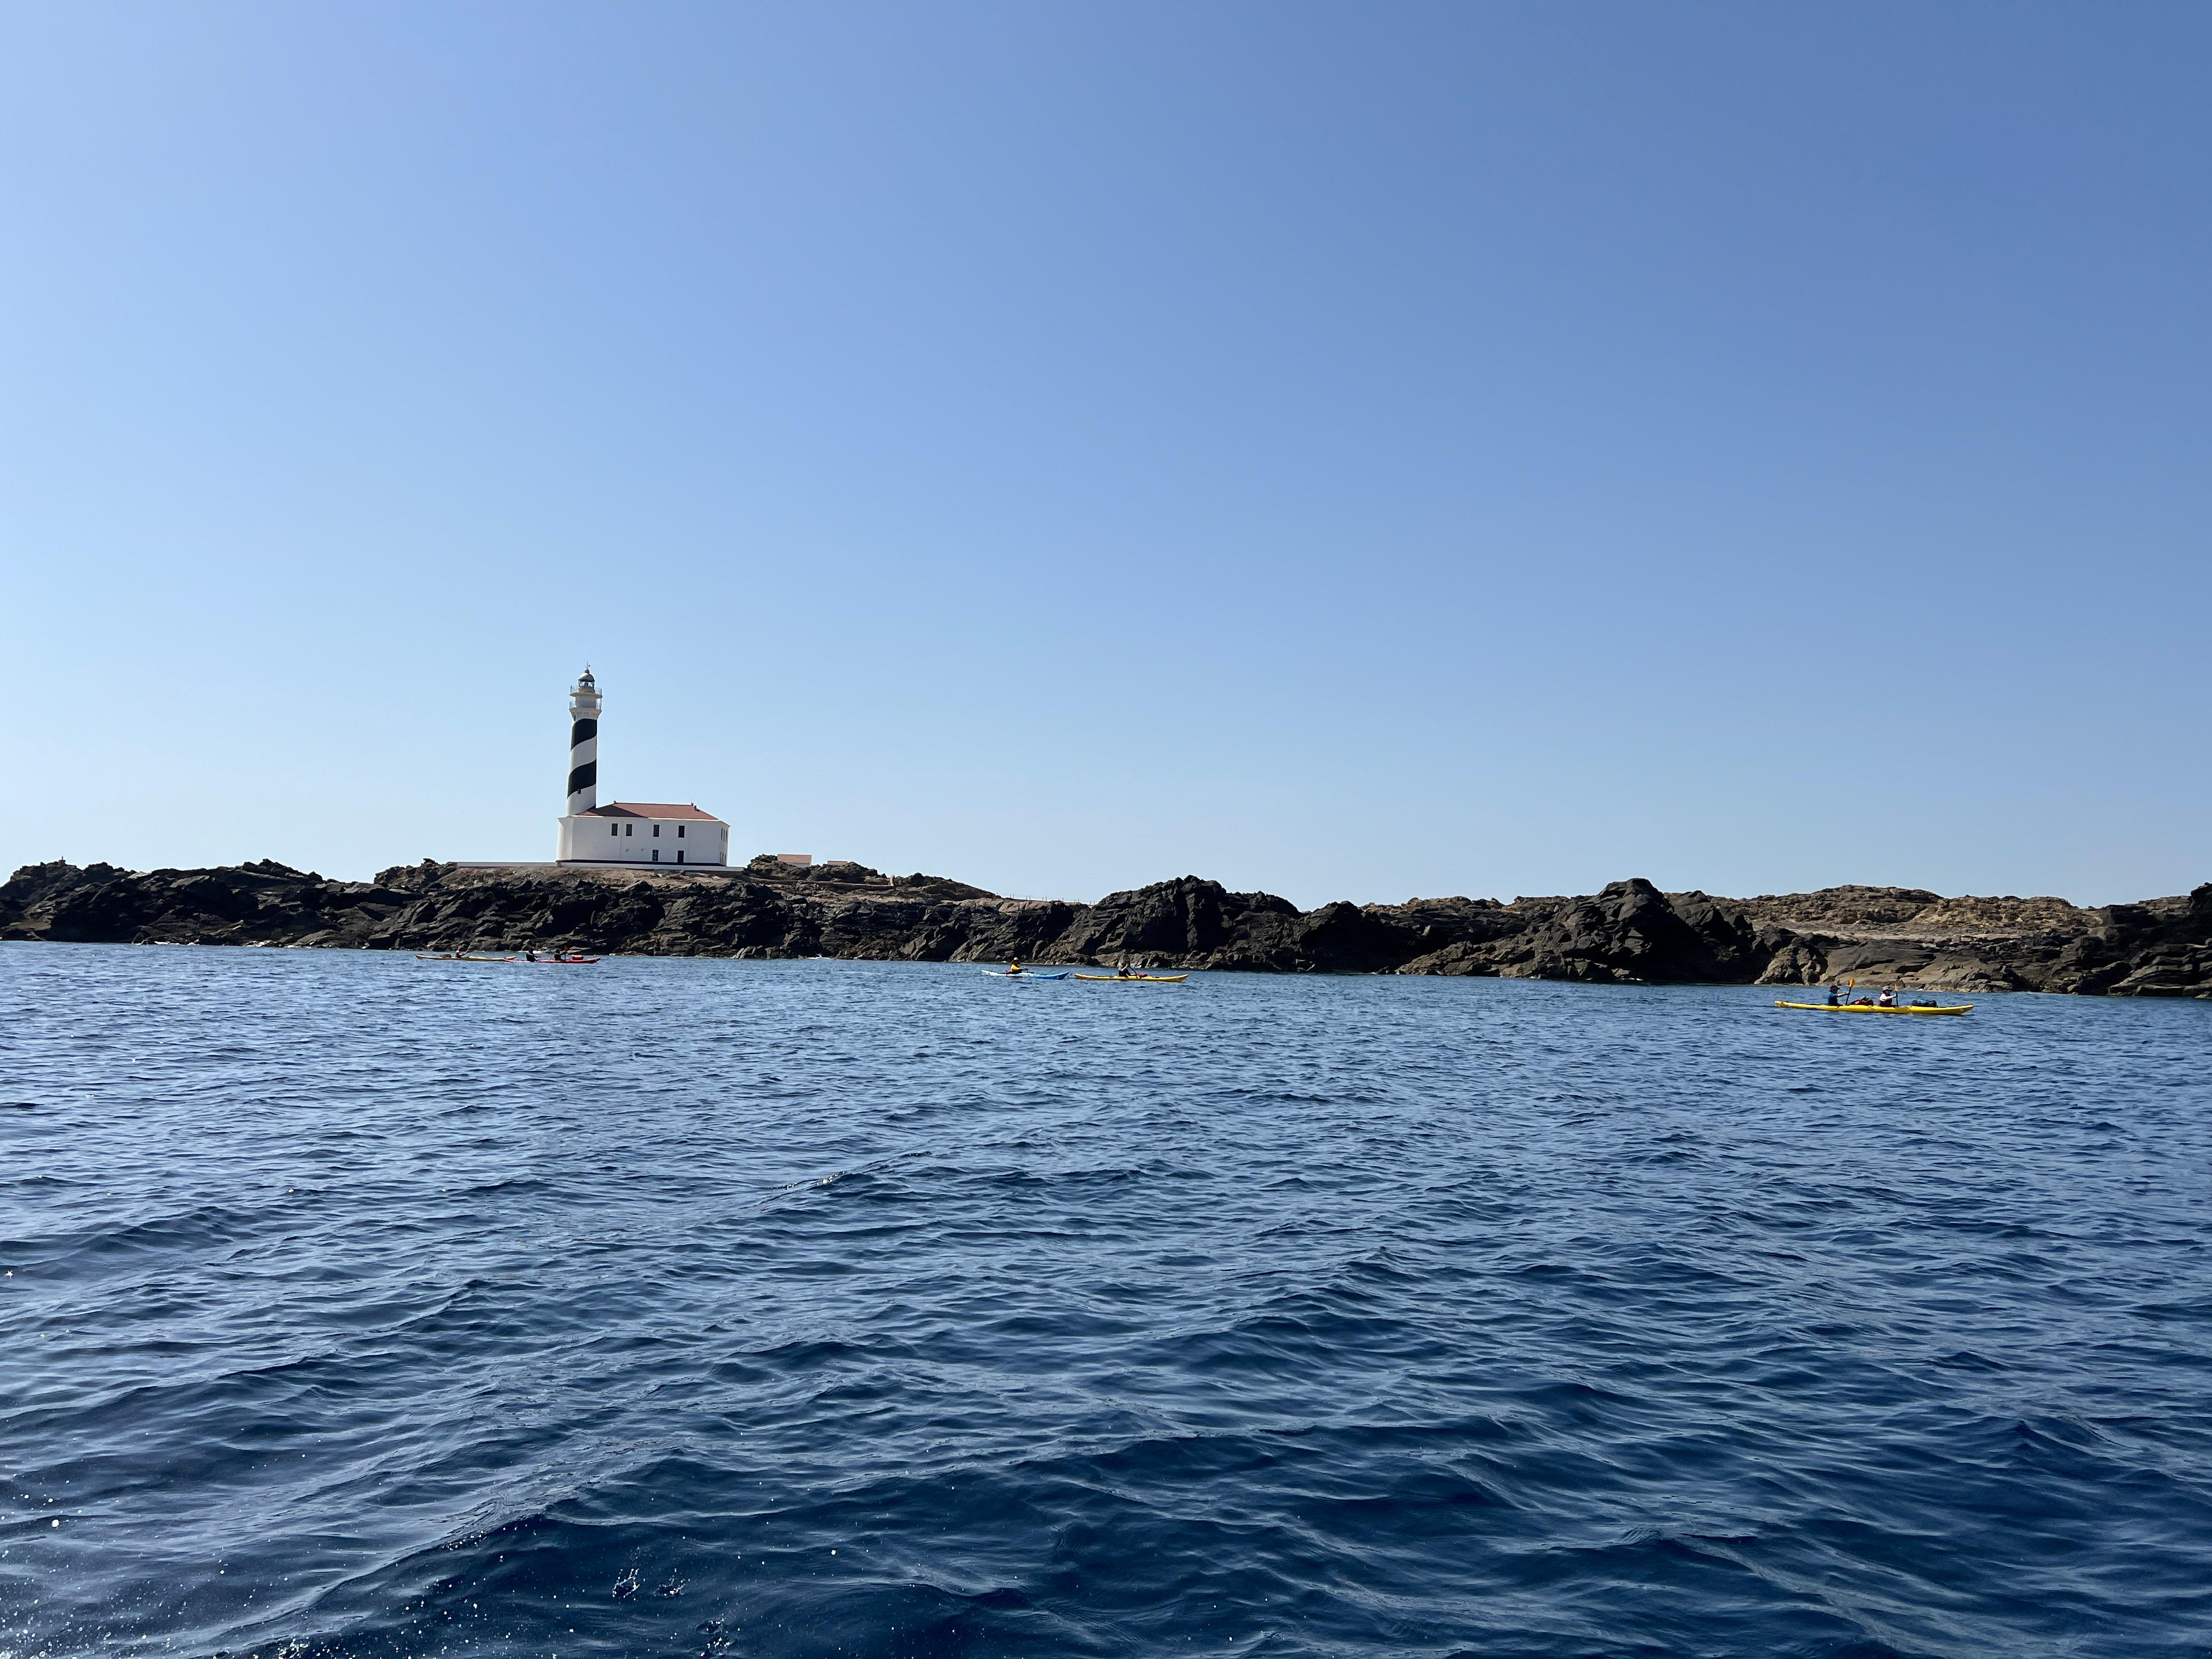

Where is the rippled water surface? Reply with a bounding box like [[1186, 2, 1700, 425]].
[[4, 945, 2210, 1659]]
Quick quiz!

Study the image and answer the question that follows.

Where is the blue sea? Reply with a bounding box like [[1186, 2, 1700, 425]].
[[3, 945, 2209, 1659]]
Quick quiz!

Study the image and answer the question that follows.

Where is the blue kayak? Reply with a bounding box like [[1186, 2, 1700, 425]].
[[981, 970, 1069, 979]]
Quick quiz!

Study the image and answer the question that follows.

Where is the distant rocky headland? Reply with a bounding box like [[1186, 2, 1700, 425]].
[[3, 856, 2208, 997]]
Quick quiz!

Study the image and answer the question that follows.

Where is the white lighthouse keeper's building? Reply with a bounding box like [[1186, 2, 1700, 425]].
[[554, 668, 731, 867]]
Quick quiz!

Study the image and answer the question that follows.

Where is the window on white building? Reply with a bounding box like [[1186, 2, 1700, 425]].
[[609, 823, 618, 836], [677, 825, 685, 838]]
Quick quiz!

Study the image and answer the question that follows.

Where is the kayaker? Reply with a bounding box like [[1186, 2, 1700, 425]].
[[525, 949, 538, 963], [1825, 985, 1839, 1006], [1116, 964, 1137, 979], [1876, 986, 1895, 1007], [1006, 958, 1023, 977]]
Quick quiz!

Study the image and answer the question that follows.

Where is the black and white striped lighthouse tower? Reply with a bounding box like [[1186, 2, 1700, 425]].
[[566, 668, 601, 815]]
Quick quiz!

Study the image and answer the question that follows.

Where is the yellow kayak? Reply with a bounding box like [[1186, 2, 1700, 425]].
[[1775, 1000, 1972, 1016], [1074, 973, 1188, 983]]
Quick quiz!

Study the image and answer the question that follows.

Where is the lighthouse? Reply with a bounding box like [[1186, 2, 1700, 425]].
[[566, 668, 600, 814], [554, 669, 731, 867]]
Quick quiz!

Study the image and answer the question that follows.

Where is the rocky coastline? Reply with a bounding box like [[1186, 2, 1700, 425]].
[[3, 856, 2208, 997]]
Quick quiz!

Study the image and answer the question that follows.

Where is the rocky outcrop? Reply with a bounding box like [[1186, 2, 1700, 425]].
[[1733, 884, 2212, 996], [0, 856, 1081, 964], [1391, 880, 1777, 984], [0, 859, 422, 948], [3, 857, 2207, 997]]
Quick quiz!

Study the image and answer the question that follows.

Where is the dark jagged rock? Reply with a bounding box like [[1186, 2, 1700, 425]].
[[1056, 877, 1301, 968], [1733, 884, 2212, 997], [3, 859, 2207, 997], [1390, 879, 1770, 984], [2037, 888, 2212, 997], [0, 859, 418, 948]]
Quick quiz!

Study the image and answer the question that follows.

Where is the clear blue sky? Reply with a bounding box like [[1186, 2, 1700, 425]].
[[4, 3, 2205, 907]]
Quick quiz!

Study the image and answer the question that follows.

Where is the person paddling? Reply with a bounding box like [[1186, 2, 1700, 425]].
[[1006, 958, 1023, 977], [1825, 984, 1839, 1006]]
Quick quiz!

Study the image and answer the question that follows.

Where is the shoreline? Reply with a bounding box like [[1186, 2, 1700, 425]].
[[4, 855, 2208, 998]]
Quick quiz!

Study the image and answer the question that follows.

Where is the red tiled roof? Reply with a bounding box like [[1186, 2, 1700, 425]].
[[581, 802, 725, 822]]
